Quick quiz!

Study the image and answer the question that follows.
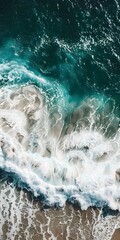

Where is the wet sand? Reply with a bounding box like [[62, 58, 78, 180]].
[[0, 182, 120, 240], [112, 229, 120, 240]]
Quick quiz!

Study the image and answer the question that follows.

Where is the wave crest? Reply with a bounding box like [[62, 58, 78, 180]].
[[0, 83, 120, 209]]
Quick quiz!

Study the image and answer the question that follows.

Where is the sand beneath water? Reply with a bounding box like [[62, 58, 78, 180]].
[[0, 182, 120, 240]]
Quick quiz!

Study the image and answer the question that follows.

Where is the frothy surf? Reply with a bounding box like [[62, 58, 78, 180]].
[[0, 68, 120, 210]]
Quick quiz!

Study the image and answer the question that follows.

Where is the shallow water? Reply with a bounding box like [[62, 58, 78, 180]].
[[0, 83, 120, 239], [0, 182, 120, 240], [0, 84, 120, 210]]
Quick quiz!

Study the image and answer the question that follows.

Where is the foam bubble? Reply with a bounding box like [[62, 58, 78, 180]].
[[0, 83, 120, 209]]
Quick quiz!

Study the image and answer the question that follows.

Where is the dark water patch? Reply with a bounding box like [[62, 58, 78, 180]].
[[102, 206, 119, 218]]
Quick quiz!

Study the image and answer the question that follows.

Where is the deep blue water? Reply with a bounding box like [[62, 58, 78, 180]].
[[0, 0, 120, 102]]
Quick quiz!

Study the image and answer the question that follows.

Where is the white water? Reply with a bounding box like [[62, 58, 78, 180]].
[[0, 83, 120, 210]]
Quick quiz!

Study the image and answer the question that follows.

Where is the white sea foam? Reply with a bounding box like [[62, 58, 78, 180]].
[[0, 83, 120, 209], [0, 61, 47, 86]]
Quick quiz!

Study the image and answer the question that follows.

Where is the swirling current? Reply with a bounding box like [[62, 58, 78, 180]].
[[0, 0, 120, 239]]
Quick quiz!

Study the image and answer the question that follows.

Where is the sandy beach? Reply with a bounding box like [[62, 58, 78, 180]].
[[0, 182, 120, 240]]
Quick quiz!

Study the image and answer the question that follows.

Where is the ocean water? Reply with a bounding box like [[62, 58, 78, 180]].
[[0, 0, 120, 239]]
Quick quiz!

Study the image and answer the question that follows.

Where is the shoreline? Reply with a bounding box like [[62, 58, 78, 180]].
[[0, 182, 120, 240]]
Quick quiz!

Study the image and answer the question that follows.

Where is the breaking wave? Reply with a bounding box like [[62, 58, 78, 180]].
[[0, 61, 120, 210]]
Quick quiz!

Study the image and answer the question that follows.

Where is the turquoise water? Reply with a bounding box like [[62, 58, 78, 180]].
[[0, 0, 120, 100]]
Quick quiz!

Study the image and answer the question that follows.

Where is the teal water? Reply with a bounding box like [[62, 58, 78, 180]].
[[0, 0, 120, 100]]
